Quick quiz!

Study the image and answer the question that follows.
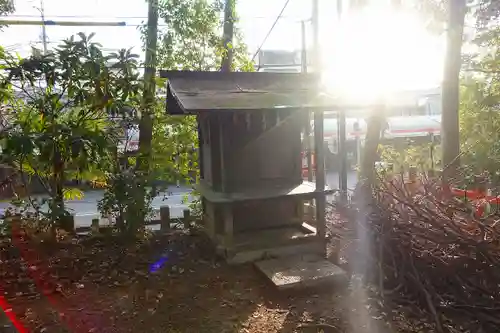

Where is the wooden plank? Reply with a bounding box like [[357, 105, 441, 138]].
[[300, 222, 317, 235], [235, 110, 301, 160], [76, 226, 91, 233]]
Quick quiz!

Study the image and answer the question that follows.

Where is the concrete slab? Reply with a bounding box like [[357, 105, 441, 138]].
[[255, 254, 347, 290]]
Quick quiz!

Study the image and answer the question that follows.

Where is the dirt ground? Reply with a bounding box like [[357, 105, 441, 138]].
[[0, 224, 425, 333]]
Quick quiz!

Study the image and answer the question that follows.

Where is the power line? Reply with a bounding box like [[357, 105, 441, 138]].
[[8, 14, 148, 19], [7, 13, 305, 21], [1, 20, 174, 28], [0, 19, 305, 29], [0, 19, 128, 26], [251, 0, 293, 62]]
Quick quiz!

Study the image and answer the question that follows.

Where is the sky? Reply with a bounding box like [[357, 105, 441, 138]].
[[1, 0, 445, 92], [2, 0, 314, 56]]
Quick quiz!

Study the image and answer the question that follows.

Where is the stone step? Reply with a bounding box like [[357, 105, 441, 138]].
[[255, 254, 347, 290]]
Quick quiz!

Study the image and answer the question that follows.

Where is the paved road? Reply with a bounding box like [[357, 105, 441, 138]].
[[0, 171, 358, 228], [0, 185, 195, 228]]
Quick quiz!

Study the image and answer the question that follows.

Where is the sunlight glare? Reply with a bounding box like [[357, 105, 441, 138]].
[[321, 4, 444, 101]]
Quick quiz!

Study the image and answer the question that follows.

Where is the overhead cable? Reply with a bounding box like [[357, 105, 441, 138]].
[[250, 0, 292, 63]]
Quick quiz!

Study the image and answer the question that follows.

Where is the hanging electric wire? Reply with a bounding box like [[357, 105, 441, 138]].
[[6, 14, 301, 21], [2, 0, 303, 55], [250, 0, 292, 63]]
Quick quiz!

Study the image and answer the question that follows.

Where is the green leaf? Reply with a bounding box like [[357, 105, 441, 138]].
[[63, 188, 84, 201]]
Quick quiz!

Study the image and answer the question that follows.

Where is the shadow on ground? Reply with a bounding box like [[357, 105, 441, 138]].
[[1, 230, 398, 333]]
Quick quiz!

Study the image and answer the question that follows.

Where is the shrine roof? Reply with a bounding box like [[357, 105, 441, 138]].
[[161, 70, 337, 115]]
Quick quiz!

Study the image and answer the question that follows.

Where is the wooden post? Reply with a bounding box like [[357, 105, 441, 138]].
[[183, 209, 191, 229], [91, 218, 99, 233], [301, 20, 313, 182], [205, 202, 216, 240], [197, 116, 205, 179], [218, 115, 227, 192], [407, 166, 420, 196], [160, 206, 171, 232], [69, 215, 75, 232], [305, 121, 313, 182], [223, 204, 234, 254], [60, 215, 75, 233], [314, 107, 326, 257], [312, 0, 320, 72], [296, 198, 305, 222], [474, 174, 488, 196], [338, 109, 348, 202]]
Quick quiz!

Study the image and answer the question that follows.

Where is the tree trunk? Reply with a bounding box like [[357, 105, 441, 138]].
[[135, 0, 158, 224], [136, 0, 158, 172], [359, 106, 385, 187], [441, 0, 466, 181], [351, 106, 385, 278], [52, 148, 67, 229], [113, 146, 125, 231], [352, 105, 385, 216], [221, 0, 235, 72]]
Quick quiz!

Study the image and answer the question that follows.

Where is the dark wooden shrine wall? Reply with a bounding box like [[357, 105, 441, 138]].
[[206, 197, 303, 234], [198, 109, 305, 193]]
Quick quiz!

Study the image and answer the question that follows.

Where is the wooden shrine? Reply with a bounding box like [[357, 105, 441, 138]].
[[161, 71, 336, 264]]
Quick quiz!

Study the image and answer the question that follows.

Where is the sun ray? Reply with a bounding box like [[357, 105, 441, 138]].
[[321, 3, 444, 101]]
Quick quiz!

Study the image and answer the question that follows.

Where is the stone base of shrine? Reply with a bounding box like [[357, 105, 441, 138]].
[[216, 223, 324, 264], [255, 254, 347, 290]]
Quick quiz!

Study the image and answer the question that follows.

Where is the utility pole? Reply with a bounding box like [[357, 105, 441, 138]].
[[40, 0, 48, 54], [136, 0, 158, 185], [31, 0, 49, 55], [221, 0, 235, 72], [301, 21, 307, 73], [311, 0, 320, 72]]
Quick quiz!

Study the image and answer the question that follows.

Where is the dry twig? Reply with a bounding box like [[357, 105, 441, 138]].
[[335, 172, 500, 332]]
